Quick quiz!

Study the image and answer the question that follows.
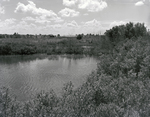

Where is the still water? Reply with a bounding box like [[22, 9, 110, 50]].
[[0, 55, 98, 101]]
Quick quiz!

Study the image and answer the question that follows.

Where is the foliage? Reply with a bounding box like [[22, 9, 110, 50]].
[[0, 34, 111, 56], [0, 38, 86, 55], [76, 34, 83, 40], [0, 43, 12, 55], [46, 39, 84, 55], [105, 22, 147, 45]]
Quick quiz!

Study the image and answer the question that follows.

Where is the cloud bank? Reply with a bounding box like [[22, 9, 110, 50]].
[[14, 1, 63, 23], [78, 0, 107, 12], [63, 0, 108, 12]]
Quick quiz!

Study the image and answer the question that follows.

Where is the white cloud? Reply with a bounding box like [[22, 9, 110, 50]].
[[3, 20, 39, 34], [14, 2, 27, 13], [78, 0, 107, 12], [0, 4, 5, 14], [13, 21, 38, 34], [0, 19, 17, 33], [52, 24, 62, 29], [57, 19, 105, 35], [15, 1, 56, 16], [54, 17, 64, 23], [81, 19, 103, 34], [22, 16, 46, 23], [59, 21, 80, 35], [63, 0, 77, 6], [135, 0, 150, 6], [22, 17, 35, 21], [58, 8, 80, 17], [49, 21, 78, 30], [15, 1, 62, 22], [0, 19, 58, 34], [0, 18, 16, 28], [2, 0, 10, 1], [66, 20, 79, 27], [22, 16, 63, 24], [43, 21, 80, 35], [22, 16, 51, 24], [109, 21, 126, 28], [135, 1, 144, 6], [35, 19, 51, 24], [62, 0, 107, 12], [83, 19, 101, 27], [36, 16, 51, 24], [4, 18, 16, 25]]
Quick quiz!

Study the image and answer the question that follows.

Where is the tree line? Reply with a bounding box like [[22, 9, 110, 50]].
[[0, 33, 56, 39]]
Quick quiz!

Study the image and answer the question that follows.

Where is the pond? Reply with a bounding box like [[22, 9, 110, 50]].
[[0, 54, 99, 101]]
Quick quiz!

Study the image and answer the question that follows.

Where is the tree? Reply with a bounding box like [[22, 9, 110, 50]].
[[76, 34, 83, 40], [105, 22, 147, 45], [134, 23, 147, 37], [57, 34, 60, 37]]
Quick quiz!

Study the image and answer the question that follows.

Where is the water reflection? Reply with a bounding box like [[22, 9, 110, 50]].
[[0, 55, 98, 101], [0, 54, 47, 65]]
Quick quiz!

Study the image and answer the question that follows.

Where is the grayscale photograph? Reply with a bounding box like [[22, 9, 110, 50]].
[[0, 0, 150, 116]]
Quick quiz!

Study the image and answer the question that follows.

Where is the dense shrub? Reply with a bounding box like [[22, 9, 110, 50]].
[[0, 44, 12, 55], [105, 22, 147, 45]]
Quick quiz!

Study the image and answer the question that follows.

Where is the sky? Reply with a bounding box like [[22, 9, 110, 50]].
[[0, 0, 150, 35]]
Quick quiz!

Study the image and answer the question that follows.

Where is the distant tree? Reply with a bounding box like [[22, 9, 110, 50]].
[[13, 32, 17, 38], [26, 34, 29, 38], [76, 34, 83, 40], [57, 34, 60, 37], [13, 32, 21, 38], [49, 34, 55, 38]]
